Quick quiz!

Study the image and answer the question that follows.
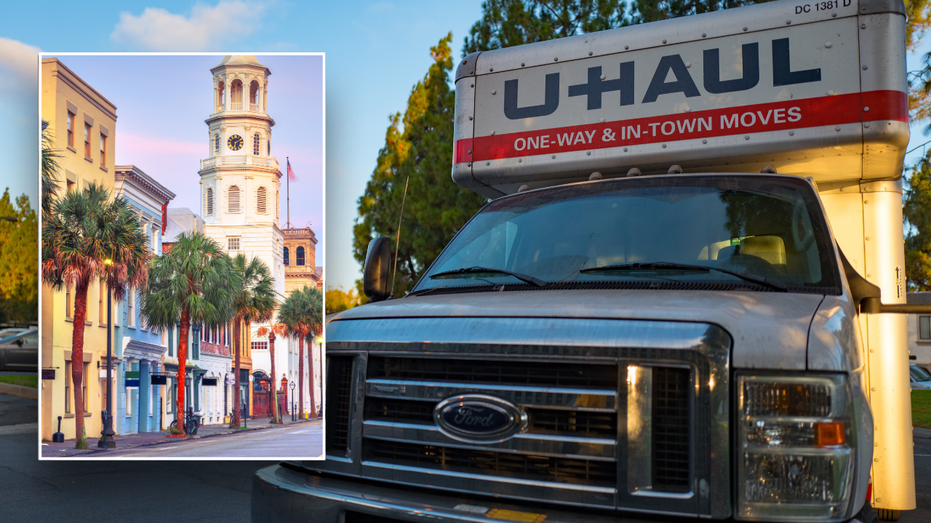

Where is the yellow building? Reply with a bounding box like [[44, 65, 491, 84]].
[[40, 58, 117, 442], [283, 226, 322, 295]]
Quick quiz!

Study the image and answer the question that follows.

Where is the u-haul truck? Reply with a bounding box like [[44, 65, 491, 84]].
[[252, 1, 931, 521]]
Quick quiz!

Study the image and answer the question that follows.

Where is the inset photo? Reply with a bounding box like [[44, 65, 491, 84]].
[[39, 53, 324, 459]]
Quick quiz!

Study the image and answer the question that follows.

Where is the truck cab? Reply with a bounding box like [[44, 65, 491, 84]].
[[252, 1, 930, 521]]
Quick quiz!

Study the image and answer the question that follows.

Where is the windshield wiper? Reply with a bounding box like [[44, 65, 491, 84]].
[[580, 262, 787, 291], [429, 266, 547, 287]]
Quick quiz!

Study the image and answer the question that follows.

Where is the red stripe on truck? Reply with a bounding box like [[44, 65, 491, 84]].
[[454, 90, 907, 164]]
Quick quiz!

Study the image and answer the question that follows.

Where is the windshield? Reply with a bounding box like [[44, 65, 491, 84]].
[[911, 366, 931, 382], [414, 175, 840, 295]]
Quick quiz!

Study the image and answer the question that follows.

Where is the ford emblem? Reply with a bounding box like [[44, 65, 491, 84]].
[[434, 394, 527, 443]]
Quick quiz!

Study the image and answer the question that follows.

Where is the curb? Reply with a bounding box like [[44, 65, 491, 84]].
[[0, 382, 38, 400], [914, 427, 931, 439]]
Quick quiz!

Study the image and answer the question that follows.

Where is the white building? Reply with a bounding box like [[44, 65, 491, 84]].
[[908, 292, 931, 370], [198, 55, 305, 418]]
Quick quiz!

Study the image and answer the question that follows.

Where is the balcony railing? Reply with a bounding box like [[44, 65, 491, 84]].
[[231, 103, 243, 110], [200, 156, 279, 170], [250, 103, 260, 112]]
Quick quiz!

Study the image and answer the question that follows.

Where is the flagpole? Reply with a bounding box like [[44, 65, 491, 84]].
[[286, 156, 290, 228]]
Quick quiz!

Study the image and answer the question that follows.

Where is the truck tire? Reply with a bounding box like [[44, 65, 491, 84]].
[[875, 508, 901, 522]]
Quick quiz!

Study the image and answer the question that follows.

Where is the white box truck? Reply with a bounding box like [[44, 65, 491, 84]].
[[252, 0, 931, 521]]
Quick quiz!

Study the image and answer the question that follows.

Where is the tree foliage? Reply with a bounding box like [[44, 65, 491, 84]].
[[0, 190, 37, 324], [463, 0, 771, 53], [279, 286, 323, 417], [141, 231, 234, 434], [906, 157, 931, 291], [325, 286, 360, 315], [43, 183, 150, 447], [353, 34, 487, 297]]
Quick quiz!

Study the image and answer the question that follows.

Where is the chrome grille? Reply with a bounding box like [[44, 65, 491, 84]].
[[322, 317, 731, 518], [325, 355, 353, 456], [368, 356, 618, 389], [364, 440, 617, 487], [651, 366, 691, 491]]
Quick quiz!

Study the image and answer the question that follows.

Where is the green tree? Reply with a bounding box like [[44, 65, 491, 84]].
[[905, 157, 931, 291], [463, 0, 774, 53], [353, 34, 487, 297], [326, 286, 360, 315], [0, 191, 38, 324], [279, 286, 323, 418], [43, 184, 150, 448], [140, 232, 234, 436], [229, 254, 275, 427]]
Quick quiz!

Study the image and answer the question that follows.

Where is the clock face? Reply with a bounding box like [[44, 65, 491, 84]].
[[227, 134, 244, 151]]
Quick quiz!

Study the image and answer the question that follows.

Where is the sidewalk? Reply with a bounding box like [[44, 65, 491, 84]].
[[41, 415, 322, 457]]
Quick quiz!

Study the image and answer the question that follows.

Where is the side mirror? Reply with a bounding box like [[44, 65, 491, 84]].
[[363, 236, 392, 302], [838, 247, 931, 314], [16, 338, 24, 347]]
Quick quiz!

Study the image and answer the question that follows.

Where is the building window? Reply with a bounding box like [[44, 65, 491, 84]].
[[257, 186, 267, 214], [100, 133, 107, 167], [253, 133, 260, 156], [64, 361, 72, 414], [283, 247, 289, 266], [229, 185, 241, 213], [84, 123, 92, 158], [251, 341, 268, 352], [214, 134, 220, 153], [921, 316, 931, 341], [67, 111, 75, 148], [228, 237, 240, 251], [297, 246, 305, 266], [267, 140, 270, 155], [206, 187, 214, 215], [128, 291, 135, 328]]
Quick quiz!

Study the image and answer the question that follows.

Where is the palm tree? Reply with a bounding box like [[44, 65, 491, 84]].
[[141, 232, 234, 435], [230, 254, 275, 428], [42, 183, 149, 448], [257, 321, 287, 423], [304, 286, 323, 417], [279, 286, 323, 419]]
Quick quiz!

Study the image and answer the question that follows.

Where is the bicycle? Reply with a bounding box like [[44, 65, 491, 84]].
[[169, 406, 200, 436]]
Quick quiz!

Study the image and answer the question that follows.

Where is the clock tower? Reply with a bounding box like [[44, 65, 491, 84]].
[[198, 55, 287, 415]]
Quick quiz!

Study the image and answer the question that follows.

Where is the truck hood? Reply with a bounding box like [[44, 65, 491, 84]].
[[330, 289, 826, 371]]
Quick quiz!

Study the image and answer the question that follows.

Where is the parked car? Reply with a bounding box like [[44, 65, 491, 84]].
[[0, 328, 38, 372], [0, 328, 27, 339], [910, 364, 931, 390]]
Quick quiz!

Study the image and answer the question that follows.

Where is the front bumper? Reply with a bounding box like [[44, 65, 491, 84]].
[[251, 464, 874, 523], [253, 464, 692, 523]]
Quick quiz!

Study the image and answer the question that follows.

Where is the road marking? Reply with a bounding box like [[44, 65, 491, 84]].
[[914, 453, 931, 457]]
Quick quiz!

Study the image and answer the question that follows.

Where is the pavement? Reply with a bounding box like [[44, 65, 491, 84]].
[[915, 427, 931, 439], [41, 414, 322, 457]]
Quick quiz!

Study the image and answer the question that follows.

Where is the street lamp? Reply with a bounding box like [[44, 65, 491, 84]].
[[289, 380, 296, 422], [97, 259, 116, 448]]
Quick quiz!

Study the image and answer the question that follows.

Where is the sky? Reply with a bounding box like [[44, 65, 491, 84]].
[[41, 54, 324, 242], [1, 1, 930, 293], [0, 0, 484, 293]]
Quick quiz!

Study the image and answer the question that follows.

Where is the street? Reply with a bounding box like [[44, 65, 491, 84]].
[[2, 392, 930, 521], [86, 420, 323, 458]]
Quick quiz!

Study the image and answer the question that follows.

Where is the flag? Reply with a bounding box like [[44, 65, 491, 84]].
[[287, 159, 298, 181]]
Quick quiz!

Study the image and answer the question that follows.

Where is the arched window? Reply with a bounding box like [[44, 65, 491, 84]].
[[297, 246, 305, 266], [231, 80, 243, 109], [214, 134, 219, 153], [253, 134, 260, 156], [250, 80, 260, 110], [217, 81, 225, 111], [257, 186, 267, 214], [229, 185, 241, 213], [283, 247, 289, 266], [267, 140, 270, 155], [205, 187, 214, 215]]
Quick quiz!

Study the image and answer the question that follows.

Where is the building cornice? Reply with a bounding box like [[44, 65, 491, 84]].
[[43, 58, 118, 121], [115, 165, 176, 204]]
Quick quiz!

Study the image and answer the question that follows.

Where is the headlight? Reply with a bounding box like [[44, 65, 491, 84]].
[[737, 374, 854, 521]]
